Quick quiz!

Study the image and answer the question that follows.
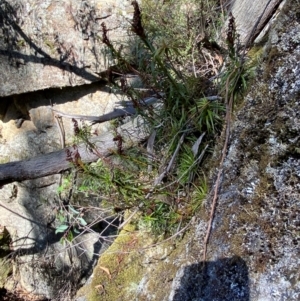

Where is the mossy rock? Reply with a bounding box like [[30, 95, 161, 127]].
[[77, 223, 146, 301], [0, 259, 12, 288], [0, 227, 12, 288]]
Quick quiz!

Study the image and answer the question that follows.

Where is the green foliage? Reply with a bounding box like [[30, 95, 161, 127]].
[[61, 0, 253, 239], [177, 145, 197, 185], [141, 200, 181, 234], [76, 156, 147, 208], [54, 204, 88, 243], [220, 56, 254, 103], [191, 177, 208, 212], [90, 0, 223, 235], [57, 177, 71, 194], [190, 97, 225, 134]]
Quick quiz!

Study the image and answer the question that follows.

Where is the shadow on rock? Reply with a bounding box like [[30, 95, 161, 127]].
[[169, 256, 249, 301]]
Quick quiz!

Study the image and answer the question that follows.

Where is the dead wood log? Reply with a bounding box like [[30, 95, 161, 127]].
[[0, 117, 149, 186]]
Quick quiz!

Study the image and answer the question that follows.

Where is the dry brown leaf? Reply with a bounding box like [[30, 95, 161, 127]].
[[215, 53, 223, 65], [95, 284, 104, 294], [99, 266, 111, 279]]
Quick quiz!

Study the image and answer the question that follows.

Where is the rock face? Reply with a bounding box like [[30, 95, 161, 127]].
[[164, 1, 300, 300], [0, 175, 105, 298], [227, 0, 282, 45], [0, 0, 140, 299], [0, 1, 136, 297], [1, 0, 299, 300], [0, 82, 127, 162], [0, 82, 126, 299], [208, 2, 300, 297], [0, 0, 132, 97], [0, 67, 147, 299]]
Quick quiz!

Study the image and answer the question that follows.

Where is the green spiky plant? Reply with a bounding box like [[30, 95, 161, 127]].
[[219, 13, 256, 105], [92, 0, 226, 235]]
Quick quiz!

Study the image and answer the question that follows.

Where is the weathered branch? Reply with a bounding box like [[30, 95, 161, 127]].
[[0, 117, 149, 186], [50, 95, 161, 124]]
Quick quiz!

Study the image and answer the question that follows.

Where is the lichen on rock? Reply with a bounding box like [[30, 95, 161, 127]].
[[194, 1, 300, 299]]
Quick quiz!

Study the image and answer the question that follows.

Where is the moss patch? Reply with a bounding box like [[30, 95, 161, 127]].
[[0, 227, 12, 288], [204, 2, 300, 281], [76, 216, 192, 301], [77, 223, 144, 301]]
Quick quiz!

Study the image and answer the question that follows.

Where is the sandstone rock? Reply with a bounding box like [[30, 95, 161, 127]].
[[0, 82, 126, 162], [0, 175, 116, 299]]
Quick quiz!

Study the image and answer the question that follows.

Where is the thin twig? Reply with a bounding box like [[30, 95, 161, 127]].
[[51, 100, 66, 202], [118, 207, 140, 230], [202, 67, 237, 261], [147, 130, 156, 172], [154, 132, 186, 185]]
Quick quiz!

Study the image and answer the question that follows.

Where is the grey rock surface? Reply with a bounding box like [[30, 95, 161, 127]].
[[0, 81, 129, 299], [0, 0, 132, 97], [168, 1, 300, 300], [0, 176, 113, 299], [227, 0, 282, 45], [1, 0, 299, 300]]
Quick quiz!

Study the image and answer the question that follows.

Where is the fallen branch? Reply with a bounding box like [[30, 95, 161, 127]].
[[0, 116, 149, 186], [202, 67, 241, 261], [50, 95, 161, 124]]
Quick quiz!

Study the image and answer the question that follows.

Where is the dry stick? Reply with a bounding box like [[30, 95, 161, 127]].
[[243, 0, 276, 51], [192, 33, 203, 78], [54, 115, 65, 148], [202, 68, 236, 262], [52, 104, 66, 201], [203, 0, 279, 263], [50, 99, 66, 148], [154, 132, 186, 186], [147, 130, 156, 172], [202, 0, 278, 260], [49, 95, 161, 124], [0, 116, 150, 185], [118, 132, 186, 230]]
